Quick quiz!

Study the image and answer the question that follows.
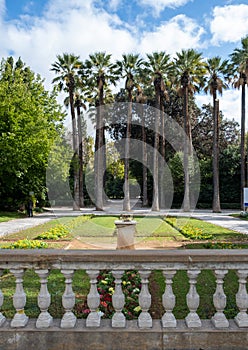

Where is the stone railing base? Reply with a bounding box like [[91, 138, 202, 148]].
[[0, 319, 248, 350]]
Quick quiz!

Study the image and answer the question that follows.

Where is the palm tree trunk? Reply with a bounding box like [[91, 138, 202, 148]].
[[152, 89, 160, 211], [69, 90, 80, 211], [95, 86, 104, 211], [76, 105, 84, 208], [241, 81, 246, 208], [159, 100, 166, 208], [141, 103, 148, 207], [123, 93, 132, 211], [212, 98, 221, 212], [183, 85, 191, 212]]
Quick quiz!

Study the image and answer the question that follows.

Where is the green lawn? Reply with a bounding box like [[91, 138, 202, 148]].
[[1, 214, 247, 248], [0, 268, 239, 320], [165, 216, 248, 241], [0, 211, 25, 223], [0, 213, 245, 320]]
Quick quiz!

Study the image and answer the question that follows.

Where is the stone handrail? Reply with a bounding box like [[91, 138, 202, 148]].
[[0, 249, 248, 330]]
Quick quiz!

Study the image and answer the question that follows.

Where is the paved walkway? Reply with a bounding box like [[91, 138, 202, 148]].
[[0, 205, 247, 237]]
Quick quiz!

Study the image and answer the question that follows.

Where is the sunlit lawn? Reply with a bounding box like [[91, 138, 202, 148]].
[[0, 214, 245, 320], [0, 211, 25, 223], [1, 214, 246, 245]]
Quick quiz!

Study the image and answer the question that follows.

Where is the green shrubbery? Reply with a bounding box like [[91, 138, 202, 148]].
[[36, 224, 70, 240], [1, 239, 48, 249], [1, 215, 92, 249], [165, 217, 213, 240]]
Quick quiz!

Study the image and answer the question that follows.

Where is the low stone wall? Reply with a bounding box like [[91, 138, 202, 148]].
[[1, 320, 248, 350], [0, 250, 248, 349]]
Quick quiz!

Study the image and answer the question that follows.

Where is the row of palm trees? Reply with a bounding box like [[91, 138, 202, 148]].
[[51, 35, 248, 212]]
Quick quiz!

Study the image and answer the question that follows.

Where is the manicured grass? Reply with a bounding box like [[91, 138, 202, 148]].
[[0, 211, 25, 223], [2, 217, 76, 241], [149, 270, 238, 320], [1, 214, 247, 248], [135, 217, 185, 240], [166, 216, 248, 241], [1, 269, 89, 319], [0, 268, 239, 320]]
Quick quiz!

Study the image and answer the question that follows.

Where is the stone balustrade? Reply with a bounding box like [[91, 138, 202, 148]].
[[1, 249, 248, 349]]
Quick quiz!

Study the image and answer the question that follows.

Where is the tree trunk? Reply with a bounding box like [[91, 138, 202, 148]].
[[76, 105, 84, 208], [183, 85, 191, 212], [241, 81, 246, 208], [159, 99, 166, 208], [152, 88, 160, 211], [69, 89, 80, 211], [95, 83, 104, 211], [141, 103, 148, 207], [212, 97, 221, 212], [123, 93, 132, 212]]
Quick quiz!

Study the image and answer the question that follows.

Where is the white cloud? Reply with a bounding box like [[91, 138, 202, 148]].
[[0, 0, 136, 87], [139, 0, 192, 16], [210, 4, 248, 45], [139, 14, 205, 54], [108, 0, 121, 11]]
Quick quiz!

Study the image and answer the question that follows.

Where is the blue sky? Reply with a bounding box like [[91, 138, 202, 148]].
[[1, 0, 248, 123]]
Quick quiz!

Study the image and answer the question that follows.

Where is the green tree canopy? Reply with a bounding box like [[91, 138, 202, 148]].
[[0, 57, 65, 209]]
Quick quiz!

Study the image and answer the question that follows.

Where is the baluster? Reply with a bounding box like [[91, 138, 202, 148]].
[[35, 269, 53, 328], [61, 269, 77, 328], [10, 268, 29, 327], [86, 270, 101, 327], [235, 270, 248, 327], [185, 270, 201, 328], [138, 270, 152, 328], [212, 269, 229, 328], [112, 270, 125, 328], [162, 270, 177, 328], [0, 270, 6, 326]]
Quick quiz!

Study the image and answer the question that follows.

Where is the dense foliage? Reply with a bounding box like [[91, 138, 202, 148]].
[[1, 35, 248, 210], [0, 57, 65, 210]]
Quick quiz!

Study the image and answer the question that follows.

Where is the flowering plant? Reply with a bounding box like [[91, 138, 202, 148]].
[[74, 270, 142, 319]]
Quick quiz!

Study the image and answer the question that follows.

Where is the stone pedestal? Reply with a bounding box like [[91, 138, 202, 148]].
[[115, 220, 136, 249]]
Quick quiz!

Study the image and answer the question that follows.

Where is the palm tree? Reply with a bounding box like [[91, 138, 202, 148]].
[[203, 56, 230, 212], [173, 49, 206, 211], [51, 53, 82, 210], [64, 91, 86, 208], [136, 86, 148, 207], [84, 52, 118, 210], [144, 52, 171, 211], [116, 54, 144, 211], [230, 35, 248, 208], [75, 92, 87, 208]]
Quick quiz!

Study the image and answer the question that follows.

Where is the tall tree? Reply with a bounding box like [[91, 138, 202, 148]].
[[136, 86, 148, 207], [173, 49, 206, 211], [51, 53, 82, 210], [0, 57, 64, 209], [116, 53, 144, 211], [203, 56, 230, 212], [230, 35, 248, 208], [84, 52, 118, 210], [144, 52, 171, 210], [75, 92, 87, 207]]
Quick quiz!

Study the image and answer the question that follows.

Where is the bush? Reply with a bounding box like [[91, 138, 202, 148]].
[[74, 270, 141, 320], [36, 224, 70, 240], [165, 217, 213, 240], [1, 239, 48, 249]]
